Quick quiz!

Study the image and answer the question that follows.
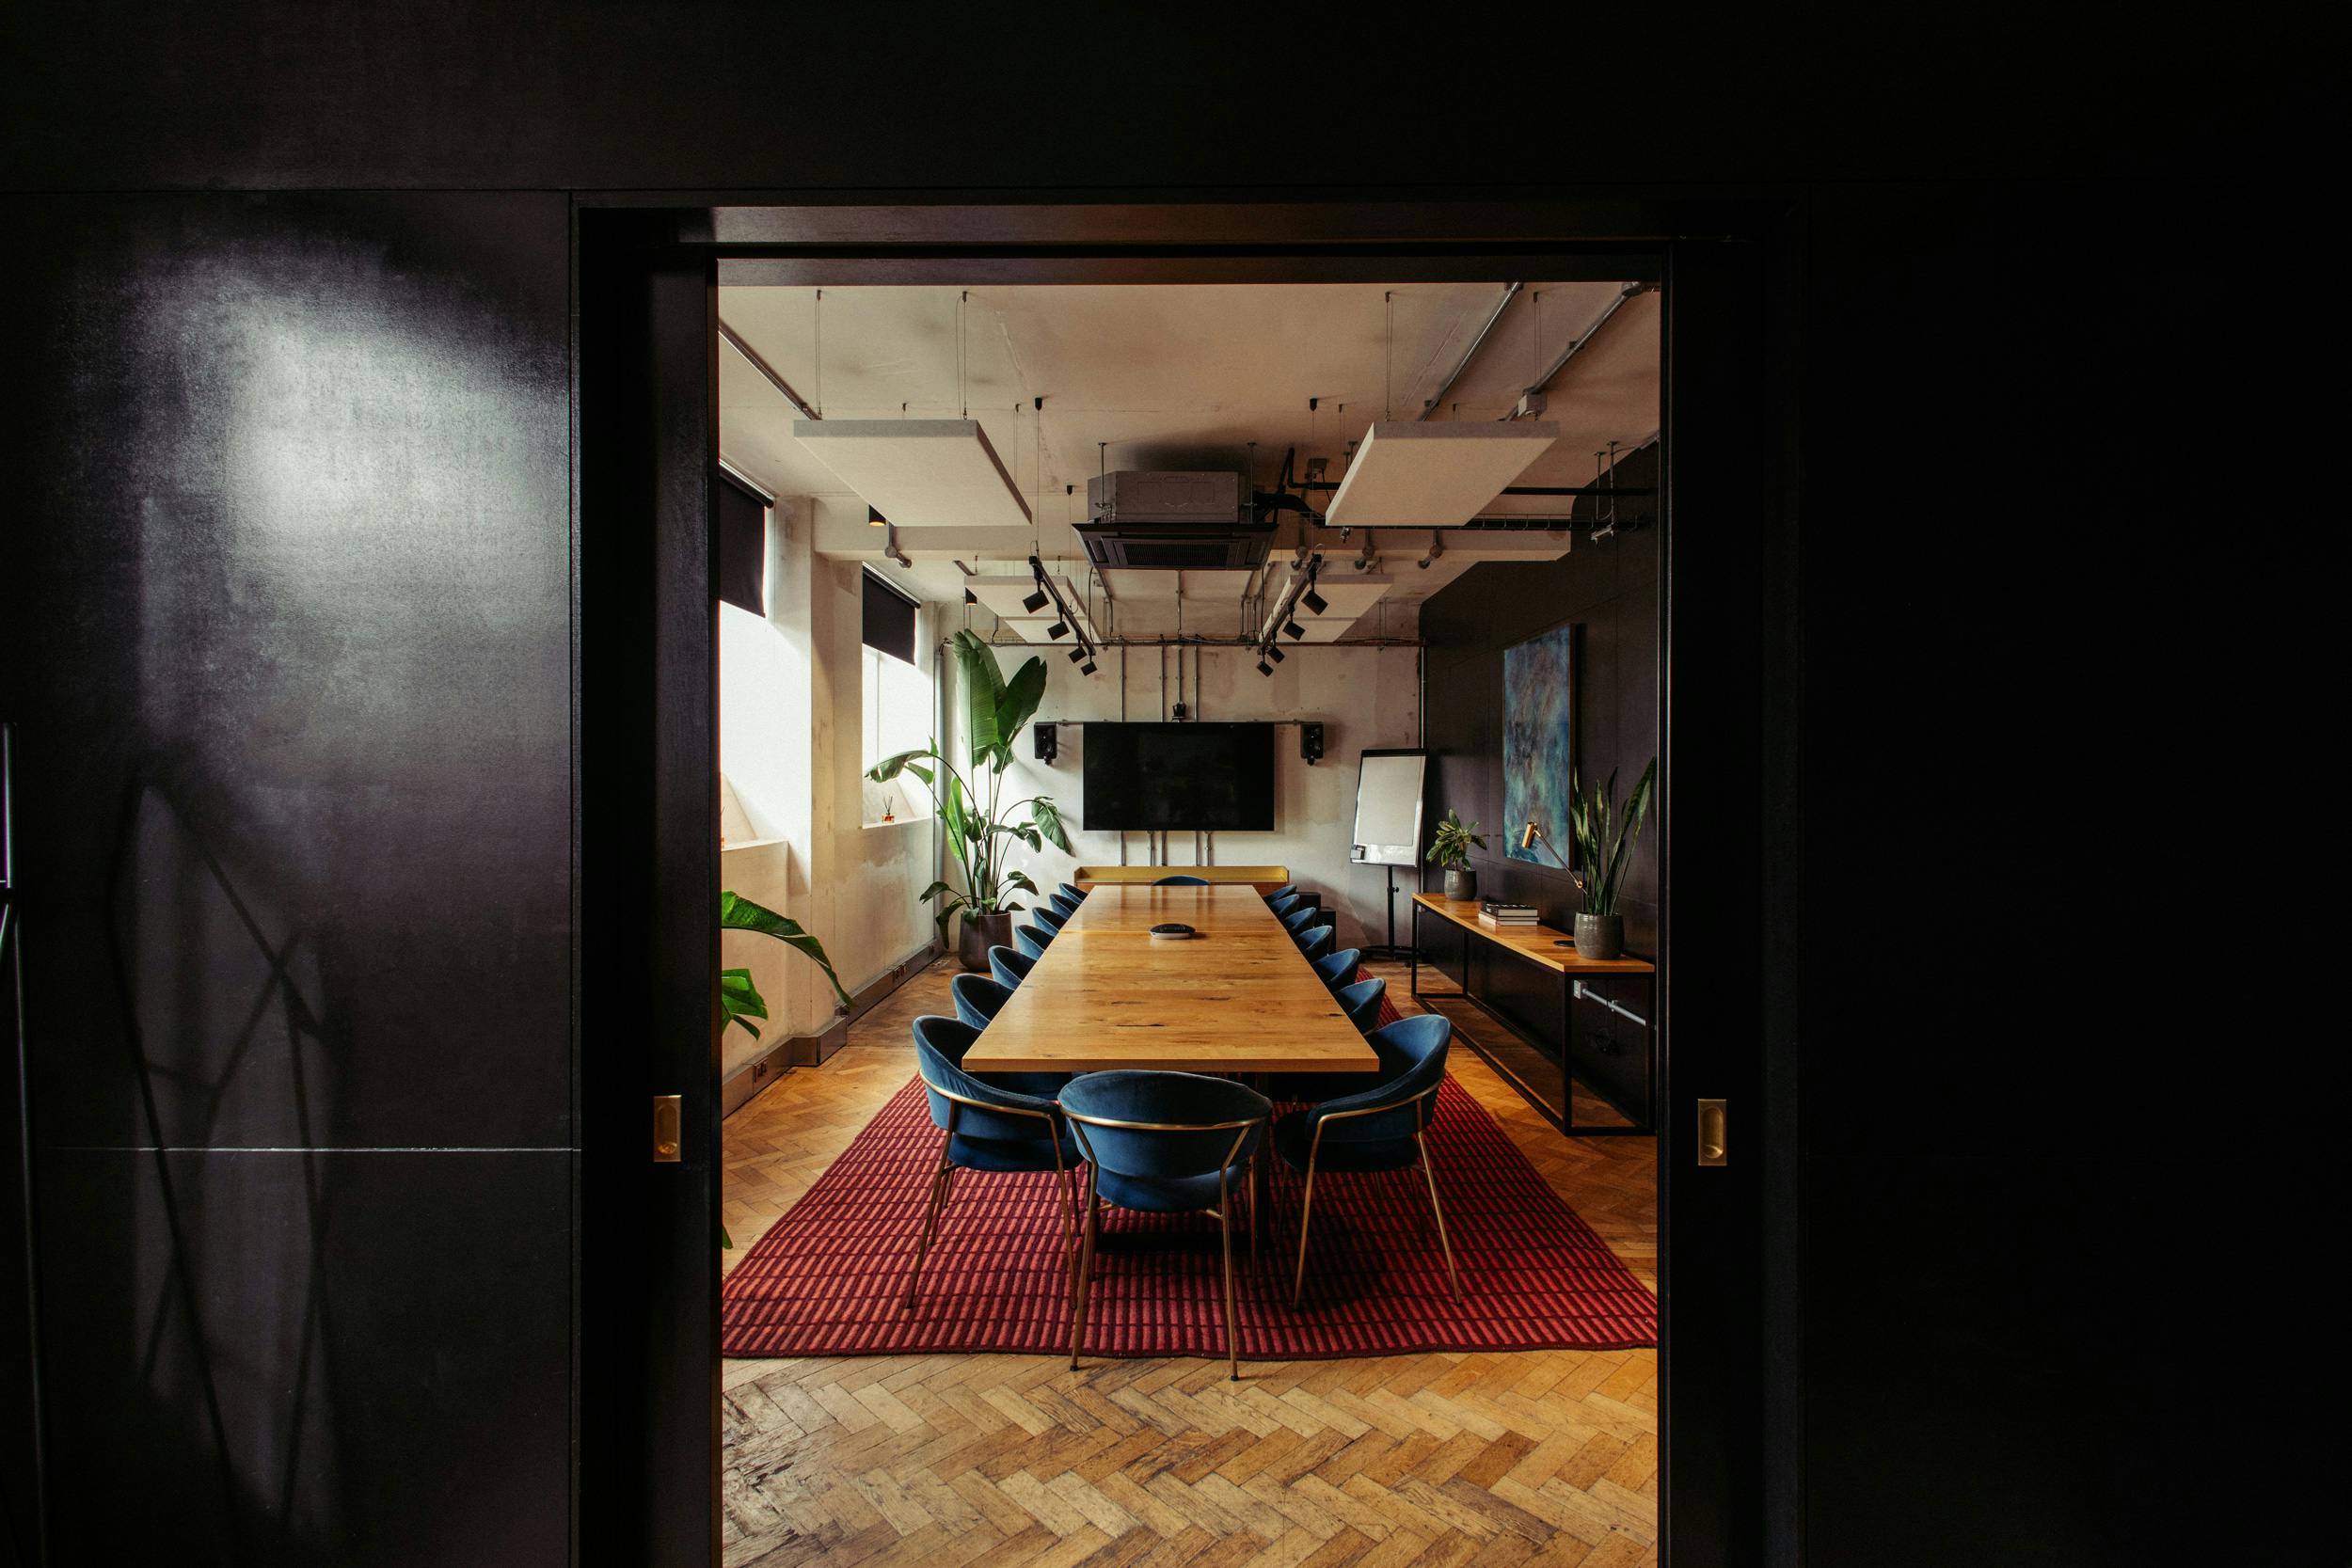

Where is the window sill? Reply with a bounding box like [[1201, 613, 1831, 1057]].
[[862, 817, 931, 831]]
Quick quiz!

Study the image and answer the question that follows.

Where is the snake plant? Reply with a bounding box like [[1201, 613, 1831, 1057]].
[[1565, 758, 1657, 917]]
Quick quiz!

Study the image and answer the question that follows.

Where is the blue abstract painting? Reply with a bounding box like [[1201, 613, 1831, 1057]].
[[1504, 621, 1576, 864]]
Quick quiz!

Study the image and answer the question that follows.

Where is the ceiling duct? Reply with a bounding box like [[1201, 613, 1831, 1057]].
[[1075, 470, 1276, 570]]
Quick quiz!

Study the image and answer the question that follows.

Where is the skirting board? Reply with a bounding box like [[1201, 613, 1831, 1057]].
[[722, 938, 944, 1118]]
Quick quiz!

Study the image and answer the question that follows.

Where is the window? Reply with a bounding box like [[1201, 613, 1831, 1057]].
[[862, 643, 932, 824]]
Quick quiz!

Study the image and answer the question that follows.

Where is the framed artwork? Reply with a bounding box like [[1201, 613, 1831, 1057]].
[[1503, 619, 1577, 864]]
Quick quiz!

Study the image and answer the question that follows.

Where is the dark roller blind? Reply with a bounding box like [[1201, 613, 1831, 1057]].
[[861, 570, 917, 663], [716, 471, 768, 615]]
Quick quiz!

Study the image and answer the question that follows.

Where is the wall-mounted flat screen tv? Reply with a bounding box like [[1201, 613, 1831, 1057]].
[[1082, 722, 1275, 831]]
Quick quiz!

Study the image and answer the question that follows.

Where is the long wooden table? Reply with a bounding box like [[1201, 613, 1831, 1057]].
[[962, 884, 1379, 1076]]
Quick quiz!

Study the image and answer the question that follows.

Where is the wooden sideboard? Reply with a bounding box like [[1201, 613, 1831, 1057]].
[[1408, 893, 1657, 1136], [1072, 864, 1290, 893]]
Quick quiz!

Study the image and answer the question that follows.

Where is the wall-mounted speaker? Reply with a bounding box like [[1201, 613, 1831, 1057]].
[[1035, 722, 1058, 764], [1300, 721, 1325, 766]]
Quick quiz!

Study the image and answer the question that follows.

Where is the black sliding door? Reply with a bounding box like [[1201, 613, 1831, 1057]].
[[0, 193, 578, 1566]]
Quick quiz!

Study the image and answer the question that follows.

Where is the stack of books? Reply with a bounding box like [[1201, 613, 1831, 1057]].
[[1477, 899, 1540, 930]]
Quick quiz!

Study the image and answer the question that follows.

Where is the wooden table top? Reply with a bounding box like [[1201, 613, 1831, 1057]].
[[963, 884, 1381, 1075], [1411, 893, 1657, 974]]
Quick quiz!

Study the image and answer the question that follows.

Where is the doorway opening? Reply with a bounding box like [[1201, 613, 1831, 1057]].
[[577, 199, 1789, 1568]]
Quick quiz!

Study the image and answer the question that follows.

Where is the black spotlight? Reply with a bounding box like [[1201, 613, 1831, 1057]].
[[1067, 645, 1087, 663], [1081, 659, 1097, 676], [1302, 586, 1328, 616], [1268, 643, 1285, 663], [1047, 618, 1069, 640], [1022, 588, 1049, 613], [1257, 657, 1274, 676], [1284, 619, 1305, 640]]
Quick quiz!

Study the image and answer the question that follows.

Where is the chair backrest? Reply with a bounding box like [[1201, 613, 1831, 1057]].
[[910, 1016, 1059, 1141], [1152, 873, 1210, 886], [1268, 892, 1303, 917], [1059, 1070, 1269, 1188], [1047, 892, 1081, 918], [950, 972, 1014, 1030], [1282, 905, 1314, 934], [1013, 923, 1054, 959], [988, 944, 1035, 990], [1310, 1013, 1452, 1145], [1033, 904, 1068, 932], [1263, 883, 1295, 904], [1298, 927, 1335, 963], [1314, 948, 1363, 989], [1057, 883, 1087, 904], [1336, 975, 1387, 1033]]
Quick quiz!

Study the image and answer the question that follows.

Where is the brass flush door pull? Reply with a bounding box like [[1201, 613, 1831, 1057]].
[[1696, 1099, 1727, 1166], [653, 1094, 682, 1163]]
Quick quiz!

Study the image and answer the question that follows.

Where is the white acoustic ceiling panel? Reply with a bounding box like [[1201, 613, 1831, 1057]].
[[791, 420, 1033, 529], [1322, 421, 1560, 530], [1261, 572, 1391, 642], [1100, 567, 1258, 602]]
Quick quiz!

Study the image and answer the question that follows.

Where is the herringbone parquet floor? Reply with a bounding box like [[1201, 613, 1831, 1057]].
[[722, 958, 1659, 1568]]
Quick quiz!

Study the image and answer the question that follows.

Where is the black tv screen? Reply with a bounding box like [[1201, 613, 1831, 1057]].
[[1082, 722, 1275, 831]]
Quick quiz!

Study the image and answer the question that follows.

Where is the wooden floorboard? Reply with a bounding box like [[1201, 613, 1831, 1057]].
[[723, 956, 1657, 1568]]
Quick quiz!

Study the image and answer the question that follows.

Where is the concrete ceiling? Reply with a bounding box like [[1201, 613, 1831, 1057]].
[[717, 279, 1658, 629]]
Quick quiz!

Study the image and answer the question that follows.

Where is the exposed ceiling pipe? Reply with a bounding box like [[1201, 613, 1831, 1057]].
[[1414, 282, 1522, 421], [1516, 281, 1658, 407], [718, 321, 819, 421]]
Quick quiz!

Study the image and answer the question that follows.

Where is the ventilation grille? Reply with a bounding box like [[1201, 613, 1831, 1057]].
[[1076, 521, 1275, 570]]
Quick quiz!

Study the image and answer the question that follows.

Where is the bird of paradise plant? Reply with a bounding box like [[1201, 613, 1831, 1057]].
[[866, 628, 1072, 949]]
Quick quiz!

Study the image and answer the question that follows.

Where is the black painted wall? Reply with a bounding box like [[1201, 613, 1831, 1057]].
[[0, 193, 575, 1566], [1422, 492, 1661, 953], [0, 5, 2338, 1565]]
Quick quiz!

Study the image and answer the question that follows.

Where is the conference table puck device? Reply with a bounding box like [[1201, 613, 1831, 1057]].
[[1149, 923, 1197, 941]]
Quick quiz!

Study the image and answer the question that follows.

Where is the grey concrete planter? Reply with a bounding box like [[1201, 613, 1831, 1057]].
[[1443, 866, 1478, 902], [1574, 911, 1625, 959]]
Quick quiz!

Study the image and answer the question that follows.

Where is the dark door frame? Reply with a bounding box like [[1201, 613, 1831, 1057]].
[[574, 192, 1801, 1568]]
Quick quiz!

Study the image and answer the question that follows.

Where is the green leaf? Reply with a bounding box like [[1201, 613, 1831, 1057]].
[[953, 629, 1011, 767], [720, 967, 767, 1038], [1004, 870, 1040, 895], [719, 892, 854, 1014], [866, 746, 940, 784], [1028, 796, 1073, 852], [997, 656, 1049, 745]]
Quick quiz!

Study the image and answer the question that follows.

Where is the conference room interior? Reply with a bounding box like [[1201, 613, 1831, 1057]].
[[709, 277, 1667, 1564]]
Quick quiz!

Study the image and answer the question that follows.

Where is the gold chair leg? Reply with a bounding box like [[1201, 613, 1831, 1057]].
[[1069, 1180, 1099, 1370], [1417, 1130, 1464, 1305], [1058, 1164, 1081, 1295], [1246, 1163, 1258, 1273], [902, 1127, 956, 1311], [1291, 1161, 1318, 1308], [1218, 1192, 1241, 1381]]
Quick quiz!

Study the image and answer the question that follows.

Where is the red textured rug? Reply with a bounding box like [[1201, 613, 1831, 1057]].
[[722, 1069, 1657, 1361]]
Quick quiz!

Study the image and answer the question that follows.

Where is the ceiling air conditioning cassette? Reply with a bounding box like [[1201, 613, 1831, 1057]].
[[1076, 469, 1273, 569], [1086, 469, 1242, 524]]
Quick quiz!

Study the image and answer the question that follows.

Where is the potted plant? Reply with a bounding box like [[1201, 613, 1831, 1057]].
[[1427, 809, 1487, 901], [868, 628, 1072, 970], [718, 890, 851, 1040], [1565, 758, 1657, 959]]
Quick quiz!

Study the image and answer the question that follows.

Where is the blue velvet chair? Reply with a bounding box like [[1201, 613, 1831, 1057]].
[[905, 1016, 1082, 1312], [1263, 883, 1296, 905], [1013, 923, 1055, 960], [1033, 904, 1069, 932], [1058, 882, 1087, 905], [1268, 892, 1304, 918], [988, 944, 1035, 990], [1313, 948, 1363, 992], [1274, 1013, 1461, 1307], [1282, 906, 1316, 937], [1047, 891, 1082, 920], [1152, 873, 1210, 886], [950, 971, 1015, 1030], [1060, 1070, 1270, 1380], [1335, 976, 1387, 1033], [1297, 927, 1335, 964]]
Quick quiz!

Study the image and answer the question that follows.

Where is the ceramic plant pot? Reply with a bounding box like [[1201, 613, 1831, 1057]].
[[958, 911, 1011, 972], [1443, 866, 1478, 902], [1574, 911, 1625, 959]]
